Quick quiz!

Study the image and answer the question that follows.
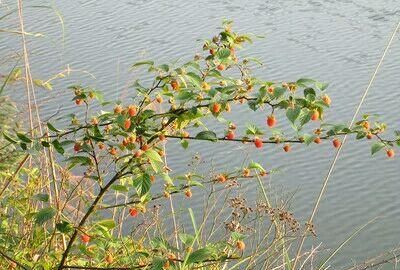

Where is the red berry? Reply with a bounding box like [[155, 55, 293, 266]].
[[141, 144, 149, 151], [171, 80, 180, 91], [216, 174, 227, 183], [267, 115, 276, 128], [122, 138, 129, 147], [387, 149, 395, 158], [332, 138, 341, 148], [124, 118, 131, 130], [75, 99, 83, 105], [236, 240, 245, 251], [134, 149, 143, 158], [314, 137, 322, 144], [254, 137, 263, 148], [366, 133, 373, 140], [128, 105, 137, 117], [129, 208, 138, 217], [209, 48, 216, 55], [311, 110, 320, 121], [114, 105, 123, 114], [74, 142, 81, 152], [217, 64, 225, 71], [80, 234, 90, 244], [283, 144, 291, 152], [212, 103, 221, 113], [109, 147, 117, 156], [185, 189, 192, 198], [226, 130, 235, 140]]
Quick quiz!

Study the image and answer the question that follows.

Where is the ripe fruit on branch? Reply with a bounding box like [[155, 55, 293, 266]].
[[236, 240, 245, 251], [141, 144, 149, 151], [124, 118, 131, 130], [128, 105, 137, 117], [366, 133, 373, 139], [73, 142, 81, 152], [254, 137, 263, 148], [114, 105, 123, 114], [216, 174, 227, 183], [212, 103, 221, 113], [311, 110, 320, 121], [134, 149, 143, 158], [322, 94, 331, 105], [226, 130, 235, 140], [217, 64, 225, 71], [268, 86, 274, 94], [129, 208, 138, 217], [387, 149, 395, 158], [171, 80, 180, 91], [314, 137, 322, 144], [80, 234, 90, 244], [332, 138, 341, 148], [185, 189, 192, 198], [75, 99, 83, 105], [283, 144, 291, 152], [362, 121, 370, 130], [122, 138, 129, 147], [109, 147, 117, 156], [267, 115, 276, 128]]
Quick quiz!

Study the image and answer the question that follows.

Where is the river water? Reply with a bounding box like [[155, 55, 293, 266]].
[[1, 0, 399, 268]]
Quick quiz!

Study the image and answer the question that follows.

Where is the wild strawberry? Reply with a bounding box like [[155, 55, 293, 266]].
[[128, 105, 137, 117], [141, 144, 149, 151], [129, 208, 138, 217], [122, 138, 129, 147], [171, 80, 180, 91], [254, 137, 263, 148], [267, 115, 277, 128], [98, 142, 106, 150], [105, 254, 114, 264], [314, 137, 322, 144], [322, 94, 331, 105], [109, 147, 117, 156], [236, 240, 245, 251], [124, 118, 131, 130], [216, 174, 227, 183], [332, 138, 341, 148], [114, 105, 123, 114], [212, 103, 221, 113], [75, 99, 83, 105], [268, 86, 274, 94], [311, 110, 320, 121], [80, 234, 90, 244], [366, 133, 373, 139], [217, 64, 225, 71], [387, 149, 395, 158], [185, 189, 192, 198], [74, 142, 81, 152], [283, 144, 291, 152], [209, 48, 216, 55], [226, 130, 235, 140]]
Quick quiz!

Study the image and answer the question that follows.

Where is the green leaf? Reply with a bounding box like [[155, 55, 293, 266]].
[[56, 221, 73, 233], [296, 78, 315, 86], [16, 133, 32, 143], [111, 184, 129, 192], [34, 207, 56, 225], [33, 193, 49, 202], [52, 140, 65, 155], [216, 48, 231, 60], [133, 173, 152, 197], [151, 257, 165, 270], [315, 81, 329, 91], [66, 156, 92, 169], [181, 140, 189, 149], [95, 219, 116, 230], [272, 87, 286, 99], [2, 132, 18, 144], [132, 60, 154, 68], [248, 161, 265, 172], [185, 72, 202, 88], [187, 247, 214, 264], [179, 233, 195, 246], [299, 108, 311, 127], [286, 107, 301, 124], [371, 142, 385, 155], [47, 122, 61, 133], [195, 131, 218, 142]]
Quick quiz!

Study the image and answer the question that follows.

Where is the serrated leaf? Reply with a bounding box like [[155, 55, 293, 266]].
[[181, 139, 189, 149], [185, 72, 202, 88], [286, 107, 301, 124], [133, 173, 151, 197], [56, 221, 73, 233], [95, 219, 116, 230], [34, 207, 56, 225], [216, 48, 231, 60], [66, 156, 92, 169], [195, 131, 218, 142], [16, 133, 32, 143], [52, 140, 65, 155], [187, 247, 214, 264]]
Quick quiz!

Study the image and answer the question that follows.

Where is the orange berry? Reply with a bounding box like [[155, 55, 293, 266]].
[[254, 137, 263, 148], [91, 117, 99, 125], [122, 138, 129, 147], [171, 80, 180, 91], [267, 115, 277, 128], [267, 86, 274, 94], [236, 240, 245, 251], [167, 253, 176, 260], [129, 208, 138, 217], [185, 189, 192, 198], [243, 168, 250, 177], [311, 110, 320, 121], [217, 64, 225, 71], [98, 142, 106, 150], [73, 142, 81, 152], [332, 138, 341, 148], [163, 260, 170, 269], [212, 103, 221, 113], [80, 234, 90, 244], [387, 149, 395, 158], [366, 133, 373, 139], [128, 105, 137, 117], [314, 137, 322, 144], [226, 130, 235, 140], [141, 144, 149, 151], [362, 121, 370, 130], [124, 118, 132, 130], [114, 105, 123, 114], [109, 147, 117, 156], [322, 94, 331, 105], [75, 99, 84, 105], [134, 149, 143, 158], [182, 131, 190, 138], [216, 174, 227, 183], [283, 144, 291, 152], [105, 254, 114, 264], [209, 48, 216, 55]]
